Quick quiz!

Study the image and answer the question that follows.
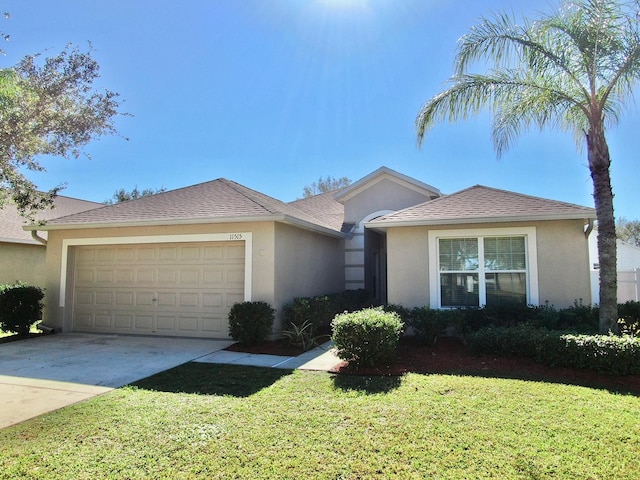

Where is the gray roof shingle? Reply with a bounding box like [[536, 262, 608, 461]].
[[1, 196, 101, 244], [369, 185, 595, 226], [40, 179, 341, 233], [288, 189, 345, 232]]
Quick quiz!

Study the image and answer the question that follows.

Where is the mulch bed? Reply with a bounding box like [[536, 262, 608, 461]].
[[224, 338, 307, 357], [227, 336, 640, 395]]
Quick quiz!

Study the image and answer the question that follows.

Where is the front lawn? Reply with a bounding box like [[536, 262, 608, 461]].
[[1, 364, 638, 479]]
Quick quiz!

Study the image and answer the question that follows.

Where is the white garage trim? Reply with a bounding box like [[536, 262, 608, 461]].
[[60, 232, 253, 307]]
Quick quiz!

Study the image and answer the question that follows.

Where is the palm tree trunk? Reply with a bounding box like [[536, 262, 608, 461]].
[[587, 126, 618, 333]]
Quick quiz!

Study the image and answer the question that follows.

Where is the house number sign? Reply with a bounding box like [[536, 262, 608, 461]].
[[229, 233, 244, 240]]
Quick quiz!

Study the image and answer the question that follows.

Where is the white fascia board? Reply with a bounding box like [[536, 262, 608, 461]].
[[26, 214, 345, 238], [367, 213, 595, 229], [23, 215, 282, 231], [0, 237, 44, 245]]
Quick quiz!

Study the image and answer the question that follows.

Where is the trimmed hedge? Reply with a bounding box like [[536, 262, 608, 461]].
[[466, 325, 640, 375], [0, 283, 44, 335], [406, 307, 447, 345], [282, 289, 372, 335], [331, 308, 404, 368], [228, 301, 275, 345]]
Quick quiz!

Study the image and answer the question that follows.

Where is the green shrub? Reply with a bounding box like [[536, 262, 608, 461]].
[[556, 300, 599, 333], [282, 290, 373, 335], [407, 307, 444, 345], [228, 301, 275, 345], [331, 308, 404, 368], [555, 334, 640, 375], [466, 324, 553, 359], [0, 283, 45, 335], [466, 324, 640, 375], [382, 304, 411, 324]]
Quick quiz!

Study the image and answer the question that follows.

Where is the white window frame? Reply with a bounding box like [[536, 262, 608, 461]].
[[428, 227, 539, 308]]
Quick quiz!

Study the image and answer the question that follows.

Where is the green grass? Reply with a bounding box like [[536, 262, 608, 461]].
[[1, 364, 639, 479]]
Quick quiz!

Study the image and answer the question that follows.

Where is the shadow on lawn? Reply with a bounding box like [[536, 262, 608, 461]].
[[130, 363, 293, 398], [331, 374, 403, 394]]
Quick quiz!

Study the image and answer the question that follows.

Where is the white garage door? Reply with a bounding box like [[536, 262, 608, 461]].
[[72, 242, 245, 338]]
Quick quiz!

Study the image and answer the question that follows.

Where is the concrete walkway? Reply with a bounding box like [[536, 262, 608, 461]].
[[0, 334, 341, 430], [195, 341, 341, 370]]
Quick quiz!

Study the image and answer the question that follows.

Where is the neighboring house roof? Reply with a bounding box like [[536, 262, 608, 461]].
[[333, 166, 441, 203], [29, 178, 344, 237], [368, 185, 596, 228], [0, 196, 102, 245]]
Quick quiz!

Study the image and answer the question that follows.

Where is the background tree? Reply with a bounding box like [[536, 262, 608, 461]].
[[415, 0, 640, 333], [0, 19, 125, 219], [302, 176, 351, 198], [103, 186, 166, 205], [616, 218, 640, 247]]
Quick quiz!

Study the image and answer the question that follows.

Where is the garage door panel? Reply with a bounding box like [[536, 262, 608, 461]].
[[137, 248, 155, 261], [115, 315, 132, 329], [202, 316, 225, 333], [158, 270, 177, 284], [135, 292, 155, 306], [96, 248, 116, 262], [115, 292, 134, 306], [156, 316, 176, 332], [94, 314, 111, 328], [136, 270, 155, 284], [76, 269, 95, 284], [116, 269, 134, 283], [96, 269, 115, 284], [73, 241, 244, 338], [135, 315, 153, 330], [159, 247, 178, 261], [178, 316, 198, 332], [179, 269, 200, 284]]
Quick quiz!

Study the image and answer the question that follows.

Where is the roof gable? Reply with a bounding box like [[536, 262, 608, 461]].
[[333, 166, 440, 203], [369, 185, 595, 227]]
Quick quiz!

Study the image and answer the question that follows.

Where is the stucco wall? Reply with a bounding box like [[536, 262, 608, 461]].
[[273, 223, 344, 330], [343, 178, 433, 224], [385, 219, 591, 309], [42, 222, 277, 332], [0, 242, 46, 287]]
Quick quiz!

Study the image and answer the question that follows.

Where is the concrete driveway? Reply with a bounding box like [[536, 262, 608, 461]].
[[0, 333, 234, 429]]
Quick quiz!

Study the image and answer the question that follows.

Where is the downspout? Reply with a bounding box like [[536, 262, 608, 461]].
[[584, 219, 594, 239], [31, 230, 47, 245]]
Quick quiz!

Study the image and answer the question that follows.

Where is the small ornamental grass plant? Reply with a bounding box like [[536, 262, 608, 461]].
[[331, 308, 404, 368]]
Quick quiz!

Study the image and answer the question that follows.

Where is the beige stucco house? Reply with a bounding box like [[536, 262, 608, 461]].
[[26, 167, 596, 338], [0, 196, 101, 287]]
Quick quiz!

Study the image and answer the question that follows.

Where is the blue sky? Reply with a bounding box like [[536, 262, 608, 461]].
[[3, 0, 639, 218]]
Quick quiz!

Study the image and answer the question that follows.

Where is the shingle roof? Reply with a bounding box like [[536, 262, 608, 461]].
[[38, 178, 342, 235], [1, 196, 101, 244], [369, 185, 595, 227], [288, 189, 345, 232]]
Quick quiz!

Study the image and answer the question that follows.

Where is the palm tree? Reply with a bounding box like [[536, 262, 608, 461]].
[[416, 0, 640, 333]]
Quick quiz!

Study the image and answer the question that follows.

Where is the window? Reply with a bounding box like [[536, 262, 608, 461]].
[[429, 228, 538, 308]]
